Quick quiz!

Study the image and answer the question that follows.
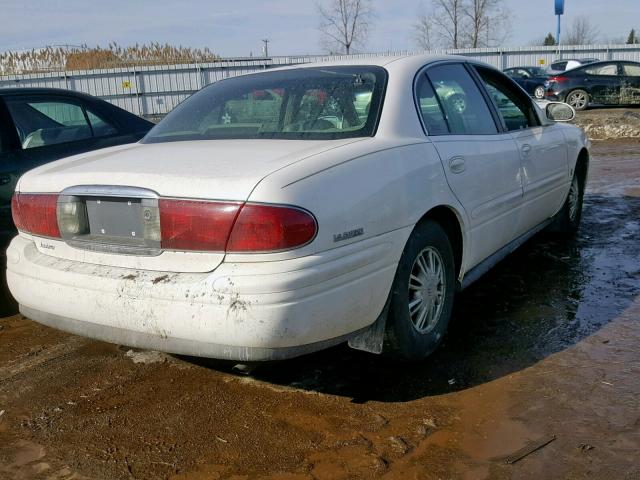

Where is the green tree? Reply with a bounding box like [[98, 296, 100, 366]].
[[627, 28, 638, 44], [543, 33, 556, 46]]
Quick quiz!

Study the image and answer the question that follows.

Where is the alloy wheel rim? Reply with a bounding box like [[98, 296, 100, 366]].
[[568, 175, 580, 221], [568, 91, 587, 109], [408, 247, 446, 334], [534, 86, 545, 99]]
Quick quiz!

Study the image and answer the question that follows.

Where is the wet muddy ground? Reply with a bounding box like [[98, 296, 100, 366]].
[[1, 139, 639, 480]]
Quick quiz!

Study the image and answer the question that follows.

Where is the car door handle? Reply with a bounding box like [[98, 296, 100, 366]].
[[521, 144, 532, 157], [0, 175, 11, 186], [449, 156, 466, 174]]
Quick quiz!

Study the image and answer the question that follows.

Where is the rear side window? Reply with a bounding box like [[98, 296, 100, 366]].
[[87, 110, 118, 137], [584, 63, 619, 76], [426, 64, 498, 135], [623, 64, 640, 77], [415, 75, 448, 135], [5, 97, 118, 150]]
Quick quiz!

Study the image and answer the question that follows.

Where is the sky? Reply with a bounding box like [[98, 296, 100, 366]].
[[1, 0, 639, 57]]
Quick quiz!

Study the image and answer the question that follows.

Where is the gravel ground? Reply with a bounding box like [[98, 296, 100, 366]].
[[575, 107, 640, 139], [0, 138, 639, 480]]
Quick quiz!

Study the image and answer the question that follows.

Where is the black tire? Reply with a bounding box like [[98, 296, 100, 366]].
[[565, 89, 590, 111], [533, 85, 546, 100], [549, 168, 585, 235], [384, 221, 455, 361]]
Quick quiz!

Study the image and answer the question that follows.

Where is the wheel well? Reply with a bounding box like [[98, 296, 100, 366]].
[[418, 206, 463, 278], [576, 148, 589, 186]]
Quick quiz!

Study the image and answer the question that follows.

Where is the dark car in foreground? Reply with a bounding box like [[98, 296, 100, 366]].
[[545, 61, 640, 110], [504, 67, 550, 99], [0, 88, 153, 246]]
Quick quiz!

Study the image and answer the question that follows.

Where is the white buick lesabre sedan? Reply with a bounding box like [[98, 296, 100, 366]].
[[6, 55, 589, 361]]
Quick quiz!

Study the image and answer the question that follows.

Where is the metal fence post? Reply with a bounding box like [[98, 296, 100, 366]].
[[133, 68, 143, 117]]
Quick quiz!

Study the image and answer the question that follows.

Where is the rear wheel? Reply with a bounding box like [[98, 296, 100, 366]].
[[384, 221, 455, 361], [566, 89, 589, 111], [533, 85, 546, 99]]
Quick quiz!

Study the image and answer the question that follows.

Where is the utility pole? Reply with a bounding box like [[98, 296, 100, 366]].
[[261, 39, 270, 58]]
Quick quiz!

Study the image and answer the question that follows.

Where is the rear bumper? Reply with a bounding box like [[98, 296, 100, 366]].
[[19, 305, 362, 361], [6, 232, 405, 360]]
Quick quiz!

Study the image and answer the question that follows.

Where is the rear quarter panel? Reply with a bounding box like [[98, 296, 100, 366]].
[[227, 138, 467, 267]]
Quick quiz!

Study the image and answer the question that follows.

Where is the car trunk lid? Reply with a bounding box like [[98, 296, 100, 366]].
[[19, 138, 359, 272]]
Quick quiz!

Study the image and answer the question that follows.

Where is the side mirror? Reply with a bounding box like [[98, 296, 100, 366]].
[[546, 102, 576, 122]]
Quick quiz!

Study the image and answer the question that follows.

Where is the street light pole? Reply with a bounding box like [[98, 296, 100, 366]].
[[555, 0, 565, 45]]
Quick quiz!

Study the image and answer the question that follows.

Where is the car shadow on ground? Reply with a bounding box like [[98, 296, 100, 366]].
[[186, 194, 640, 402]]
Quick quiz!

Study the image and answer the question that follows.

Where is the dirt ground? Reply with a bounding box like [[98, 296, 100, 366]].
[[1, 138, 640, 480]]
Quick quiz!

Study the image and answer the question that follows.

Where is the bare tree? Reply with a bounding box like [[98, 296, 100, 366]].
[[317, 0, 374, 54], [414, 6, 435, 50], [463, 0, 511, 48], [564, 16, 600, 45], [431, 0, 467, 49]]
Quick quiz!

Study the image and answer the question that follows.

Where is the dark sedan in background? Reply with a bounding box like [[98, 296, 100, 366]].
[[545, 61, 640, 110], [0, 88, 153, 245], [0, 88, 152, 312], [503, 66, 550, 99]]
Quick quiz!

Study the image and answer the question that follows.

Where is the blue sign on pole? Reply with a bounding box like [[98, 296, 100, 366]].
[[555, 0, 565, 15]]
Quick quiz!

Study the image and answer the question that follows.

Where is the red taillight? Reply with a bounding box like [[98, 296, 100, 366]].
[[549, 76, 568, 83], [159, 200, 317, 253], [11, 193, 317, 253], [11, 195, 25, 231], [159, 199, 241, 251], [226, 203, 317, 252], [11, 193, 60, 238]]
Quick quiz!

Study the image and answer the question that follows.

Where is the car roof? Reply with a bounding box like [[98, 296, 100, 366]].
[[553, 58, 596, 62], [0, 87, 97, 98], [572, 60, 621, 68], [267, 53, 494, 75]]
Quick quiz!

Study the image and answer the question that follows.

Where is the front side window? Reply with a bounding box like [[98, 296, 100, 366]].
[[415, 74, 448, 135], [584, 63, 619, 76], [426, 64, 498, 135], [143, 66, 387, 143], [6, 95, 118, 149], [5, 97, 97, 149], [475, 67, 539, 131]]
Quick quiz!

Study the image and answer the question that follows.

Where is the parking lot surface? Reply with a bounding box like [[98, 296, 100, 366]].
[[1, 138, 639, 480]]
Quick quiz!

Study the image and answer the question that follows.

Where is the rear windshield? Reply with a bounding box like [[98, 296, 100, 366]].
[[143, 66, 387, 143]]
